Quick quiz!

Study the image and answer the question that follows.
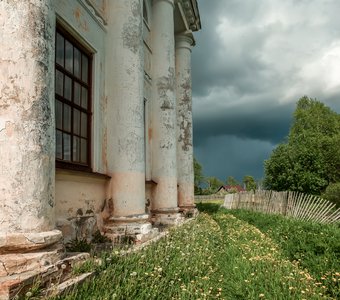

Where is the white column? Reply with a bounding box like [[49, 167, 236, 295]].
[[175, 34, 195, 211], [151, 0, 181, 224], [0, 0, 61, 248], [105, 0, 150, 235]]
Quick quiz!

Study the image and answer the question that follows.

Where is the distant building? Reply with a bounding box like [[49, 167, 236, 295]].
[[217, 185, 246, 194], [0, 0, 201, 288]]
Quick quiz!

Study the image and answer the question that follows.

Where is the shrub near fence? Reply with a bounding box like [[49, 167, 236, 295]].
[[223, 190, 340, 224]]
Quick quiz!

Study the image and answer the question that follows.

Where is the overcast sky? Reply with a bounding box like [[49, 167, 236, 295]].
[[192, 0, 340, 183]]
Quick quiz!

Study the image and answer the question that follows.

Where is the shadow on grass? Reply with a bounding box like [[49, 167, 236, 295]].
[[196, 202, 221, 214]]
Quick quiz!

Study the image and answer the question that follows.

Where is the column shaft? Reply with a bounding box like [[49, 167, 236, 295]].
[[176, 35, 195, 210], [0, 0, 58, 235], [0, 1, 62, 278], [106, 0, 146, 217], [151, 0, 178, 212]]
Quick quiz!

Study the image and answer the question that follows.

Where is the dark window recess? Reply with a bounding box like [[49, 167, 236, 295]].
[[55, 27, 92, 171], [143, 0, 148, 23]]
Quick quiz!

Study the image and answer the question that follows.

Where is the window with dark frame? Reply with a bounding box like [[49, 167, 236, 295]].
[[55, 26, 92, 171]]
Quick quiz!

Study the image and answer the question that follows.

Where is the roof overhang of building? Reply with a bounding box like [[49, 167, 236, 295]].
[[174, 0, 201, 35]]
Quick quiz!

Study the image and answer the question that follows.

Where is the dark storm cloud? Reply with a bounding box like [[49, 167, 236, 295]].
[[194, 135, 275, 182], [192, 1, 270, 97], [191, 0, 340, 180], [193, 101, 294, 146]]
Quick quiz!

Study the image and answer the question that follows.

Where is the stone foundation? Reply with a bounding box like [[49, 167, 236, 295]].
[[56, 215, 98, 244], [0, 252, 90, 300], [179, 206, 199, 218], [0, 231, 62, 254], [0, 244, 64, 278], [151, 208, 184, 226], [103, 214, 157, 243]]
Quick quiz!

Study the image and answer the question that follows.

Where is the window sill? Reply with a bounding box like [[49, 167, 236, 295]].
[[56, 166, 111, 181]]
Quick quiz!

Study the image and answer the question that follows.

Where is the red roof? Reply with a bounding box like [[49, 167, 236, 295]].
[[219, 185, 245, 192]]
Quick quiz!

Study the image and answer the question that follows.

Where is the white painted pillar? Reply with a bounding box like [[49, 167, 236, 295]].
[[0, 0, 62, 254], [105, 0, 149, 232], [175, 34, 195, 211], [151, 0, 179, 217]]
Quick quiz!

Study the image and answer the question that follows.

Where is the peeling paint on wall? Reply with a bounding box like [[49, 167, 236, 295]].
[[122, 1, 141, 54], [73, 6, 89, 32]]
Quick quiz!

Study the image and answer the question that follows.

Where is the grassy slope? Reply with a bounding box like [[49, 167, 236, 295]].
[[227, 208, 340, 299], [47, 204, 339, 300]]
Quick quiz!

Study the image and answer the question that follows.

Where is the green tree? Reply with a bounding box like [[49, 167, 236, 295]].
[[206, 177, 224, 194], [264, 96, 340, 194], [194, 157, 205, 195], [243, 175, 257, 191], [226, 176, 239, 186], [322, 182, 340, 208]]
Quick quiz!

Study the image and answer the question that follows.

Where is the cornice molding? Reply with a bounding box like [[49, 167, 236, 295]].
[[82, 0, 108, 25], [176, 0, 201, 31]]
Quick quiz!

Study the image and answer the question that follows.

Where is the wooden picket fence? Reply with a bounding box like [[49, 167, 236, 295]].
[[223, 190, 340, 224], [195, 195, 225, 202]]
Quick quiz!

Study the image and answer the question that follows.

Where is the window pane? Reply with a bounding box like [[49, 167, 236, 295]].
[[81, 87, 88, 109], [74, 48, 81, 79], [64, 75, 72, 101], [56, 33, 64, 67], [55, 70, 63, 96], [55, 100, 63, 129], [73, 109, 80, 135], [81, 112, 87, 137], [56, 130, 62, 159], [82, 54, 88, 83], [55, 30, 92, 167], [74, 82, 81, 105], [65, 40, 73, 73], [63, 104, 71, 132], [80, 138, 87, 163], [63, 133, 71, 161], [73, 136, 80, 162]]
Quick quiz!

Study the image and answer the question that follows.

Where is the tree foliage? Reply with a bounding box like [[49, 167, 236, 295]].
[[243, 175, 257, 191], [322, 182, 340, 208], [264, 96, 340, 195], [206, 176, 224, 194], [226, 176, 239, 186], [194, 157, 205, 195]]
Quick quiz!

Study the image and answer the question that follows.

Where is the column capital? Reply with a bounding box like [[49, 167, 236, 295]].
[[175, 33, 195, 50], [153, 0, 175, 9]]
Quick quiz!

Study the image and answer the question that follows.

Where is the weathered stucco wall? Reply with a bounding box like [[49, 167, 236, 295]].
[[0, 0, 199, 246], [55, 170, 109, 242], [52, 0, 109, 241]]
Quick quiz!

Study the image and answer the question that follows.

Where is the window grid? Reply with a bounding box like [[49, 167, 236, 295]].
[[55, 26, 92, 171]]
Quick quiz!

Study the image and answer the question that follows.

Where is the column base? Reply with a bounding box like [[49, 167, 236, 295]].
[[0, 252, 90, 300], [103, 214, 158, 244], [151, 208, 184, 226], [0, 230, 63, 277], [0, 230, 66, 300], [0, 243, 64, 278], [0, 230, 62, 254]]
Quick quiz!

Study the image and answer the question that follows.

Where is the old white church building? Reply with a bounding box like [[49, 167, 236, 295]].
[[0, 0, 201, 288]]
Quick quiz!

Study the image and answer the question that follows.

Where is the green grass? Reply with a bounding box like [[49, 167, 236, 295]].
[[42, 204, 340, 300], [227, 209, 340, 298]]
